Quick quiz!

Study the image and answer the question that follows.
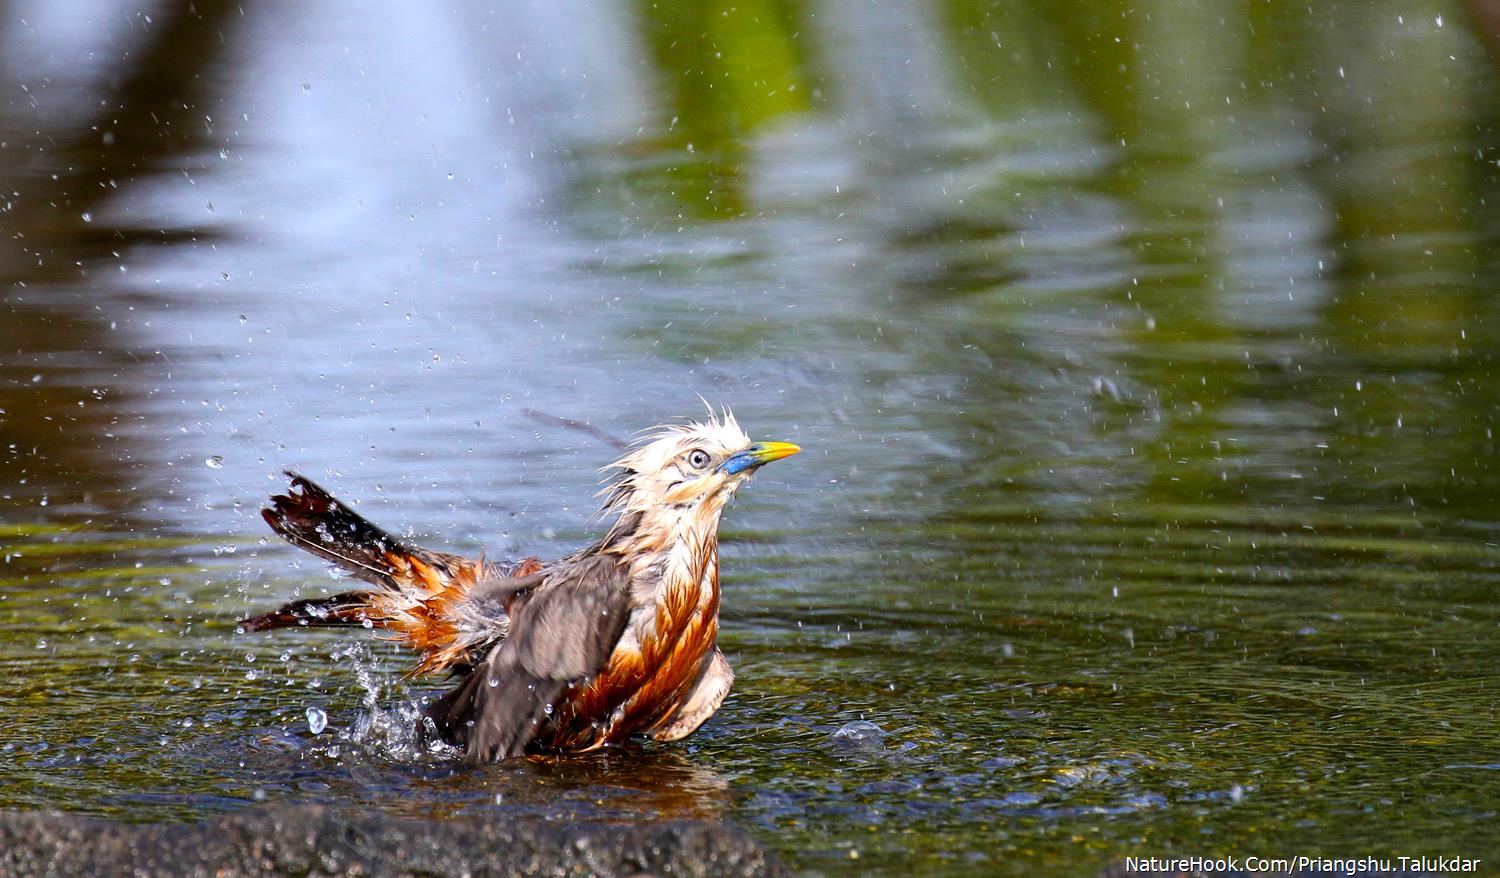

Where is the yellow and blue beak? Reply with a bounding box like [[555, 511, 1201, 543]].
[[719, 441, 801, 475]]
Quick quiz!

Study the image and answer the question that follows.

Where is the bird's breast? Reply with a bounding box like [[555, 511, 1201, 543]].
[[541, 546, 721, 750]]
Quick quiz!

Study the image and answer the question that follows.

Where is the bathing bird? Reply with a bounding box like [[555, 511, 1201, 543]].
[[240, 410, 799, 762]]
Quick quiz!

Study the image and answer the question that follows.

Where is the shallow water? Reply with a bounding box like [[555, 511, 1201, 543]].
[[4, 1, 1500, 875]]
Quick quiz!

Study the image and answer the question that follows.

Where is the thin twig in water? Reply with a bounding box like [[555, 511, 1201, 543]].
[[520, 408, 630, 451]]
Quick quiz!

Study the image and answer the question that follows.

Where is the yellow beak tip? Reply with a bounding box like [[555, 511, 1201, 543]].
[[759, 441, 801, 462]]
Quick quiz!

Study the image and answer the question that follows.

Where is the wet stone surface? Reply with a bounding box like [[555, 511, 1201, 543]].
[[0, 806, 787, 878]]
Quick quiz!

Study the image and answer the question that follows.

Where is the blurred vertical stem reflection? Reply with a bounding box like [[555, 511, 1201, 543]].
[[628, 0, 815, 217]]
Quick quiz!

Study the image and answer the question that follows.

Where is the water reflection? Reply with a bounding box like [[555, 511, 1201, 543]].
[[0, 0, 241, 519], [2, 1, 1500, 876]]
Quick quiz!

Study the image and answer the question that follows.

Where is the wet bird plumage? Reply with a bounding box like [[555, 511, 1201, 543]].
[[241, 410, 798, 761]]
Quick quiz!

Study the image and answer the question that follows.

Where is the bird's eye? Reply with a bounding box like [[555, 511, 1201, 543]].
[[686, 449, 712, 470]]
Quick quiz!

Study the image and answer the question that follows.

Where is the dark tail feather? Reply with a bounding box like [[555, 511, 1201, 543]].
[[422, 668, 484, 750], [249, 471, 507, 673], [238, 592, 375, 632], [261, 471, 410, 590]]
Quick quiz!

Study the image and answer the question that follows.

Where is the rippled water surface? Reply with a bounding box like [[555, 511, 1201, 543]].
[[4, 1, 1500, 875]]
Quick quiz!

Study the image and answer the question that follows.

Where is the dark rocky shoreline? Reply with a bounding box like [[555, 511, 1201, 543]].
[[0, 806, 788, 878]]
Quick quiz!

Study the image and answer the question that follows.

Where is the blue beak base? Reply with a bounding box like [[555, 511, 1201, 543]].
[[719, 441, 801, 475]]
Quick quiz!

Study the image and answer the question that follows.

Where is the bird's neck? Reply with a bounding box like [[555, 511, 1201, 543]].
[[594, 502, 725, 589]]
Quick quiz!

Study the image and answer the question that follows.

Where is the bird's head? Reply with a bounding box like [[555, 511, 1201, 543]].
[[594, 408, 799, 554]]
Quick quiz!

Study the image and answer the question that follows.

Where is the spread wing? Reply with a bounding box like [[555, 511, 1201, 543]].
[[423, 554, 634, 761]]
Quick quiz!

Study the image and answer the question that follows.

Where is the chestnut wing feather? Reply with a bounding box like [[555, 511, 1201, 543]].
[[424, 555, 633, 761]]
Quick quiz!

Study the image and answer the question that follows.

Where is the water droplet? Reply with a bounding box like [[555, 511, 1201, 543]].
[[204, 455, 224, 469], [80, 212, 92, 223], [306, 707, 328, 735], [831, 719, 887, 750]]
